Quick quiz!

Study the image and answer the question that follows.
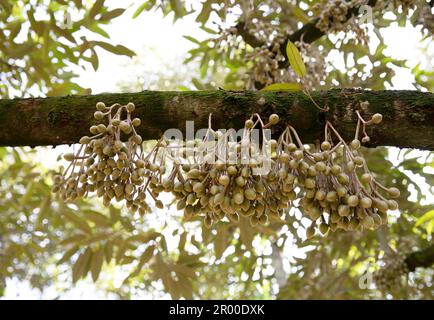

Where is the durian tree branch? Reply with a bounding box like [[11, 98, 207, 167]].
[[404, 243, 434, 272], [0, 89, 433, 150]]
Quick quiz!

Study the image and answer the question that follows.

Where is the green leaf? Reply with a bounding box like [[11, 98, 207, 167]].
[[7, 20, 21, 40], [127, 231, 160, 243], [20, 181, 35, 205], [86, 24, 110, 39], [72, 248, 92, 283], [196, 1, 212, 24], [426, 220, 434, 235], [133, 2, 148, 18], [83, 210, 110, 228], [177, 253, 203, 265], [286, 40, 307, 78], [115, 241, 127, 263], [93, 41, 135, 57], [63, 211, 92, 234], [104, 241, 114, 263], [59, 234, 87, 245], [214, 226, 228, 259], [89, 48, 99, 71], [138, 245, 155, 268], [261, 83, 301, 91], [90, 247, 105, 282], [177, 274, 193, 299], [170, 263, 196, 278], [183, 35, 200, 44], [81, 232, 112, 245], [415, 210, 434, 227], [89, 0, 105, 19], [169, 0, 185, 19], [289, 4, 310, 23], [122, 245, 155, 285], [99, 8, 125, 21], [57, 245, 79, 265], [35, 196, 50, 231], [178, 232, 187, 252], [239, 217, 254, 250]]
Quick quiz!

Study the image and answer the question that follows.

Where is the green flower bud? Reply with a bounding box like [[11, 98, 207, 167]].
[[126, 102, 135, 112], [63, 153, 75, 161], [94, 111, 104, 120], [90, 125, 99, 135], [268, 114, 279, 125], [331, 164, 342, 175], [387, 187, 400, 198], [79, 136, 91, 144], [304, 178, 316, 189], [319, 223, 329, 235], [245, 188, 257, 200], [326, 191, 337, 202], [371, 113, 382, 124], [310, 206, 321, 220], [361, 173, 372, 183], [347, 195, 359, 207], [96, 102, 106, 111], [233, 193, 244, 205], [132, 118, 141, 127], [245, 119, 254, 128], [218, 175, 230, 186], [321, 141, 331, 151], [338, 205, 350, 217], [350, 139, 361, 150], [360, 197, 372, 208]]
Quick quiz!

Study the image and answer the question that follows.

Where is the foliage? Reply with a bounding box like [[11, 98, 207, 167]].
[[0, 0, 433, 299], [0, 0, 134, 98]]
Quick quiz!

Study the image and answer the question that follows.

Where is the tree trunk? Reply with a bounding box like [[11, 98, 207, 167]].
[[0, 89, 433, 150]]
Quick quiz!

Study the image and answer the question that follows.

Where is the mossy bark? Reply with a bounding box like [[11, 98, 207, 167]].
[[0, 89, 433, 149]]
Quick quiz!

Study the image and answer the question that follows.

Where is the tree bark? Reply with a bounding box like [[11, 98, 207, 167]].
[[0, 89, 433, 149]]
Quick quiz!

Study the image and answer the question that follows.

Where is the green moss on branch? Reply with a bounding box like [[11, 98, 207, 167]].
[[0, 89, 433, 149]]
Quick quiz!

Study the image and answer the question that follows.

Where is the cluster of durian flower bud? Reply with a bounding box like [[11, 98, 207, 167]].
[[312, 0, 368, 44], [159, 113, 294, 228], [299, 108, 400, 238], [52, 102, 166, 215], [53, 101, 400, 238], [219, 18, 326, 89]]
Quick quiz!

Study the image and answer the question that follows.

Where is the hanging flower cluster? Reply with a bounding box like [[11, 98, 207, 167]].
[[53, 101, 400, 238]]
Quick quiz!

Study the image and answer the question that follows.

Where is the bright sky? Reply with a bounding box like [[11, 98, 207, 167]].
[[4, 1, 434, 299], [73, 0, 207, 94]]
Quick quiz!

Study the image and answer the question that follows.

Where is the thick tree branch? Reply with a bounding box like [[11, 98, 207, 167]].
[[404, 244, 434, 272], [0, 89, 433, 149], [234, 21, 264, 48]]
